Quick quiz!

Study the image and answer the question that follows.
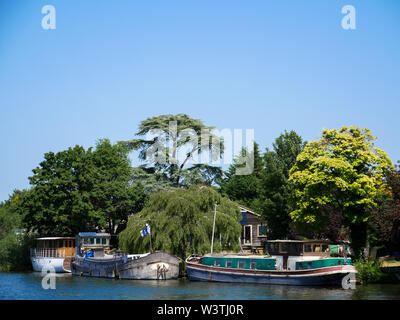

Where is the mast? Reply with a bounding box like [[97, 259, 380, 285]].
[[211, 202, 217, 254]]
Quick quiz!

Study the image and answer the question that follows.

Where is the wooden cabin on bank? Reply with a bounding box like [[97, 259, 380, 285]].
[[239, 205, 267, 253]]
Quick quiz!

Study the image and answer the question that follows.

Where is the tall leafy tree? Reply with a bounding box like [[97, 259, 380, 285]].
[[130, 165, 177, 194], [260, 130, 306, 239], [118, 186, 242, 260], [221, 142, 264, 212], [122, 114, 223, 186], [370, 164, 400, 253], [0, 190, 33, 272], [22, 140, 147, 236], [289, 126, 393, 258]]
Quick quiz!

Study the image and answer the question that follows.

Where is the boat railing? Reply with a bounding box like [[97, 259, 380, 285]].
[[30, 248, 69, 258]]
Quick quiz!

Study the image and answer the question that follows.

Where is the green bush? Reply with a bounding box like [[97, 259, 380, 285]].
[[0, 193, 34, 272], [354, 258, 385, 283], [0, 233, 33, 272]]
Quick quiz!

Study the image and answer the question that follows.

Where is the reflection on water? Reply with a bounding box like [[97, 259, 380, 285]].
[[0, 272, 399, 300]]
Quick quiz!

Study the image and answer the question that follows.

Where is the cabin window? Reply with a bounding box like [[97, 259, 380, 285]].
[[280, 243, 288, 253], [89, 237, 94, 245], [258, 225, 268, 237], [267, 243, 279, 254], [250, 261, 257, 270], [102, 238, 107, 245], [298, 263, 303, 270], [304, 244, 312, 252], [322, 245, 328, 252], [308, 262, 312, 268], [226, 260, 232, 268], [314, 245, 322, 252], [238, 261, 245, 269], [288, 243, 301, 254], [214, 259, 221, 267]]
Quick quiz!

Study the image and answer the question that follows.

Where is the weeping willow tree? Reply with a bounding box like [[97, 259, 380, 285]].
[[118, 186, 242, 260]]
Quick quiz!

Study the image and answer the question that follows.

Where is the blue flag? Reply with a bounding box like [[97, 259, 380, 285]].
[[140, 224, 151, 237]]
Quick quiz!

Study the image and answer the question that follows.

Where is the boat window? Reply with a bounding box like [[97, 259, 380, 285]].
[[280, 243, 288, 253], [89, 237, 94, 245], [250, 261, 256, 270], [288, 243, 301, 254], [308, 262, 312, 268], [322, 245, 328, 252], [267, 243, 279, 254], [214, 259, 221, 267], [238, 261, 245, 269], [298, 263, 303, 270], [102, 238, 107, 245], [226, 260, 232, 268], [314, 245, 322, 252], [304, 244, 312, 252]]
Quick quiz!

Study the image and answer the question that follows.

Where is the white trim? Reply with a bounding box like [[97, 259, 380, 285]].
[[257, 224, 268, 237], [242, 225, 252, 245], [238, 205, 261, 217]]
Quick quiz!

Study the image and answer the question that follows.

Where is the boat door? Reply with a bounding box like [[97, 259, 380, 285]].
[[279, 242, 289, 270], [283, 256, 288, 269]]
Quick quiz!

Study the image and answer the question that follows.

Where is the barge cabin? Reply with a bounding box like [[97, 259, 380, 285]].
[[30, 237, 75, 272]]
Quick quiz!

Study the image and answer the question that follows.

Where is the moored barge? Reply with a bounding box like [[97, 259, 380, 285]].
[[70, 232, 180, 280], [186, 240, 357, 286]]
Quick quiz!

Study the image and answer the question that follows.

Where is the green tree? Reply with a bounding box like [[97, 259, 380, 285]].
[[118, 186, 242, 260], [0, 190, 33, 272], [289, 126, 393, 258], [370, 164, 400, 254], [260, 130, 306, 238], [130, 165, 177, 194], [90, 139, 148, 234], [22, 140, 147, 236], [221, 142, 264, 212], [122, 114, 223, 186]]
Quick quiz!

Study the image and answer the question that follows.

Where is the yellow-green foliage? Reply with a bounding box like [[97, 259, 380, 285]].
[[289, 126, 393, 231], [118, 186, 242, 259]]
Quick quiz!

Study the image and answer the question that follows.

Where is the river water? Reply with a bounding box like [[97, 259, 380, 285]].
[[0, 272, 399, 300]]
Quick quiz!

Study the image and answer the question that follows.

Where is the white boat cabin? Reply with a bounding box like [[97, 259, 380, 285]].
[[75, 232, 111, 257], [30, 237, 75, 258]]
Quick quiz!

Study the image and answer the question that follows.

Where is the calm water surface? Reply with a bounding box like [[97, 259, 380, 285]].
[[0, 272, 399, 300]]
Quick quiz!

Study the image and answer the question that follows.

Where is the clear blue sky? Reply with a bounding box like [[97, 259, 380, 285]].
[[0, 0, 399, 201]]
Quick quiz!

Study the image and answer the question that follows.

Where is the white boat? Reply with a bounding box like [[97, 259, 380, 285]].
[[30, 237, 75, 273]]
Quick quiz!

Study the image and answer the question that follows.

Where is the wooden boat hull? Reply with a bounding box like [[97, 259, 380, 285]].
[[71, 251, 180, 280], [186, 261, 357, 286]]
